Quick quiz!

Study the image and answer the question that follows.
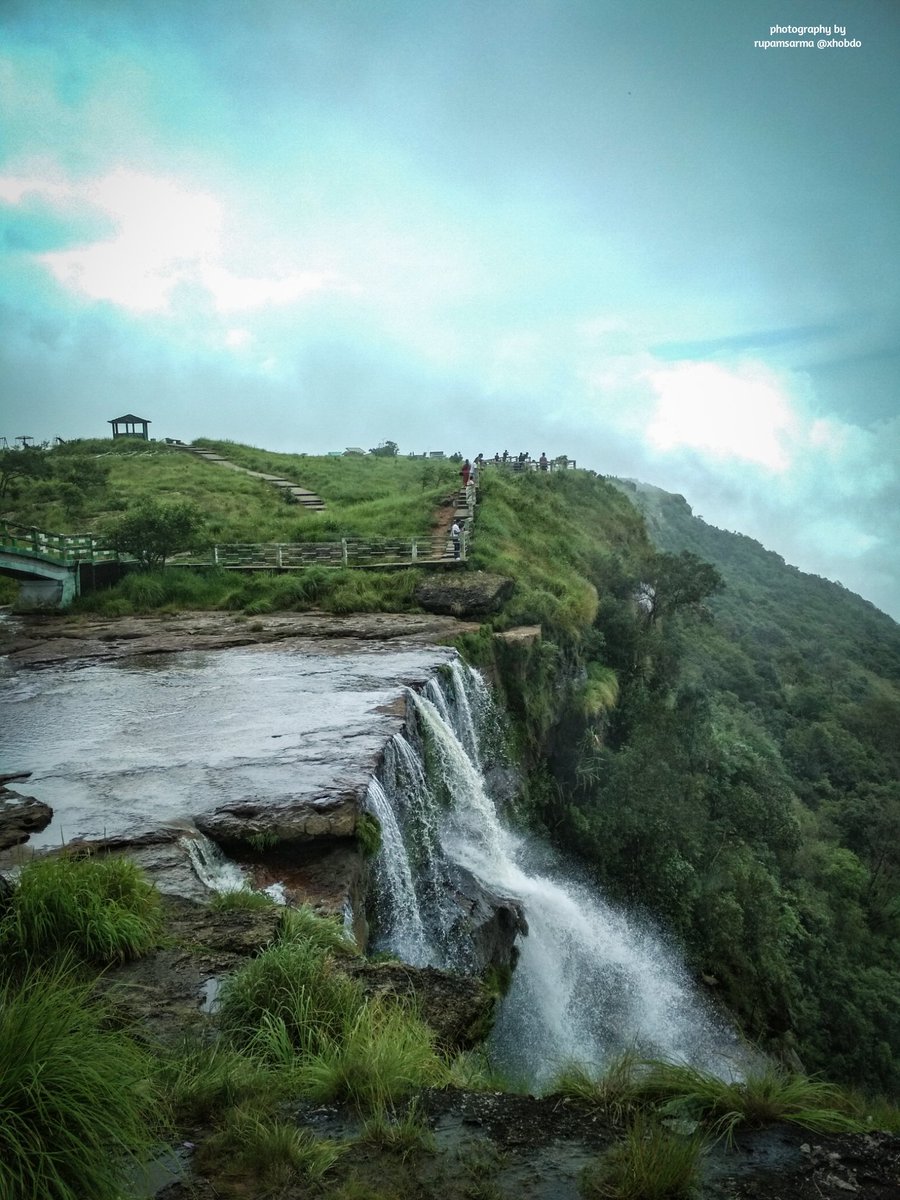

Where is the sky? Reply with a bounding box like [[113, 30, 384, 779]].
[[1, 0, 898, 619]]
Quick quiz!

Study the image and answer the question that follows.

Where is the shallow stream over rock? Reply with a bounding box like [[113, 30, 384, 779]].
[[0, 615, 458, 875]]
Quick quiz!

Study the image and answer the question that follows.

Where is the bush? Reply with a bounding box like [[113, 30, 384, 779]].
[[107, 497, 204, 568], [0, 854, 162, 967], [0, 968, 159, 1200]]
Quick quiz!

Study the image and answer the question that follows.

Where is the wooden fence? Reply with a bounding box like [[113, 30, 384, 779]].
[[205, 533, 466, 569]]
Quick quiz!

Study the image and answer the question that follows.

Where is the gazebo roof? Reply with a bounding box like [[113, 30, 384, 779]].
[[108, 414, 151, 424]]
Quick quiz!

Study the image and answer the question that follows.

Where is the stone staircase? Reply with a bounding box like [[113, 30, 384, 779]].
[[182, 446, 326, 510]]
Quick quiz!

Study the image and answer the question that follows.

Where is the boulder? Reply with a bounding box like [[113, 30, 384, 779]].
[[415, 571, 514, 617], [448, 863, 527, 975], [0, 782, 52, 851], [343, 959, 496, 1051], [195, 793, 360, 851]]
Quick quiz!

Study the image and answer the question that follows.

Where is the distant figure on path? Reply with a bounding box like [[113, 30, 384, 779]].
[[451, 519, 462, 559], [461, 458, 471, 486], [465, 477, 476, 508], [539, 451, 548, 471], [502, 449, 509, 462]]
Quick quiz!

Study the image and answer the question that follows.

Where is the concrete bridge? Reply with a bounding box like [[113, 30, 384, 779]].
[[0, 523, 120, 608]]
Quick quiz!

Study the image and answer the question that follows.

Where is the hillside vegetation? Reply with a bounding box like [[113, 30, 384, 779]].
[[3, 438, 899, 1096]]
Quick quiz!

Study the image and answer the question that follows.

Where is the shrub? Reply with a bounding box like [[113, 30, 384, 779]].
[[0, 968, 159, 1200], [0, 853, 162, 967]]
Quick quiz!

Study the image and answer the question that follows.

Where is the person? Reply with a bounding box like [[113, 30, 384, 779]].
[[493, 451, 500, 463], [539, 451, 548, 471], [470, 462, 479, 486], [474, 452, 484, 466], [460, 458, 471, 487], [502, 449, 509, 462], [450, 519, 462, 559], [465, 476, 476, 508]]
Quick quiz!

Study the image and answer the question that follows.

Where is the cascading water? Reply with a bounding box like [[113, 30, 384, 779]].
[[370, 658, 741, 1087]]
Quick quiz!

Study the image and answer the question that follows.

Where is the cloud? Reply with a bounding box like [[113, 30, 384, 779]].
[[643, 361, 796, 471], [1, 167, 346, 315]]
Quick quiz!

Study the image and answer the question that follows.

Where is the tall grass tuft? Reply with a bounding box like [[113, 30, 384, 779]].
[[0, 853, 162, 967], [635, 1059, 863, 1141], [297, 997, 447, 1112], [218, 938, 365, 1057], [0, 967, 160, 1200], [554, 1050, 645, 1125], [196, 1103, 345, 1194], [276, 903, 360, 956], [156, 1036, 283, 1124], [581, 1113, 705, 1200]]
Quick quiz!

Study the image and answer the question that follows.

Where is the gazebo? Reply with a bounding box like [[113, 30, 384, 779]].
[[108, 414, 151, 440]]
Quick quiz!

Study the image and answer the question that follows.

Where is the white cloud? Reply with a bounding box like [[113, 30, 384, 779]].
[[1, 167, 345, 316], [644, 361, 796, 471]]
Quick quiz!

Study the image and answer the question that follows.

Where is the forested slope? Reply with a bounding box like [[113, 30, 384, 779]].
[[588, 479, 900, 1092]]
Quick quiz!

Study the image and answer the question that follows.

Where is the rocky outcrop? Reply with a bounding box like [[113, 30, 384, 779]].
[[195, 793, 361, 850], [344, 960, 496, 1051], [448, 863, 527, 975], [414, 571, 514, 617], [0, 775, 52, 851]]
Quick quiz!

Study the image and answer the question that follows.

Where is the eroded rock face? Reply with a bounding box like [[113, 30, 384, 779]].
[[414, 571, 514, 617], [0, 776, 52, 851], [344, 960, 496, 1051], [195, 793, 361, 850], [449, 863, 527, 975]]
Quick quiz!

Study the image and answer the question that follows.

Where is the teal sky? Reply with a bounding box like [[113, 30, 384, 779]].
[[2, 0, 898, 617]]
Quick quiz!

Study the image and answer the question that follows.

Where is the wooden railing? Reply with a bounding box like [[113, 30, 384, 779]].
[[2, 524, 470, 572], [0, 522, 117, 565], [203, 533, 467, 569]]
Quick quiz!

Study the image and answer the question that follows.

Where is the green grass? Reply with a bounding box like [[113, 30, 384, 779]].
[[581, 1113, 705, 1200], [360, 1099, 436, 1158], [277, 903, 360, 956], [297, 996, 446, 1112], [0, 967, 160, 1200], [557, 1054, 868, 1145], [72, 562, 427, 616], [0, 853, 162, 967], [209, 888, 278, 912], [469, 467, 650, 639], [196, 1102, 346, 1195], [218, 937, 365, 1058], [156, 1036, 283, 1124], [6, 438, 458, 547]]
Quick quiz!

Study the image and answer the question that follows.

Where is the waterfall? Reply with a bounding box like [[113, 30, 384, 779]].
[[182, 832, 248, 894], [370, 660, 741, 1088]]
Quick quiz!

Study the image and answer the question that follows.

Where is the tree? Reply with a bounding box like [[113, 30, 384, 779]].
[[108, 500, 204, 569], [369, 440, 399, 457], [638, 551, 724, 625], [0, 447, 52, 497]]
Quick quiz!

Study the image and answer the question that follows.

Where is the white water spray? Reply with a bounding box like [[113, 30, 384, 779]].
[[371, 661, 741, 1087], [182, 832, 248, 894]]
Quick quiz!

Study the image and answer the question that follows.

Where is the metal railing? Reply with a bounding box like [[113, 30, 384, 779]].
[[0, 522, 117, 565]]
